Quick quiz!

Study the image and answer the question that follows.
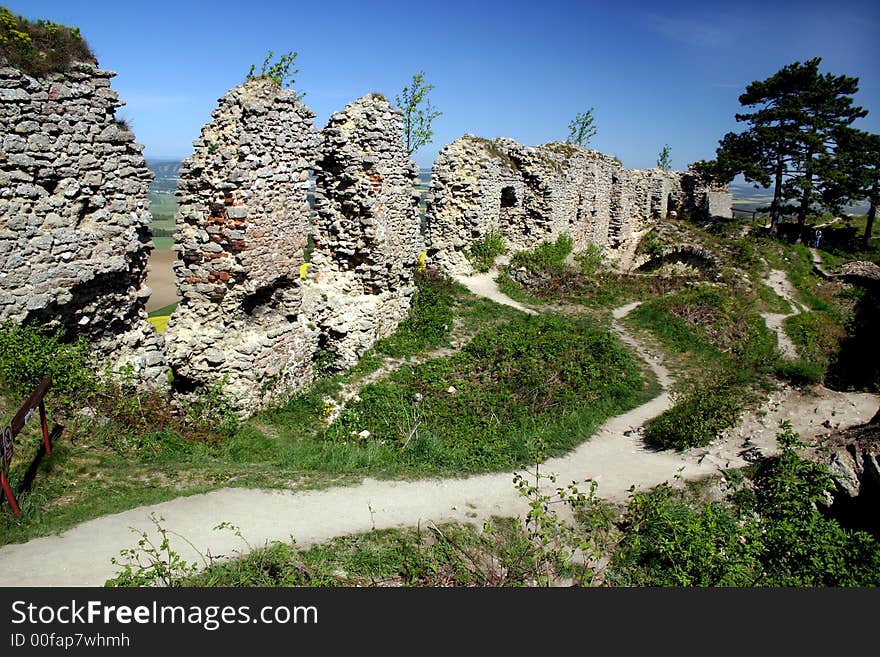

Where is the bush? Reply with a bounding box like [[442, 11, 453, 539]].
[[642, 381, 743, 450], [575, 243, 606, 275], [0, 323, 95, 408], [510, 234, 573, 274], [465, 230, 507, 272], [0, 7, 96, 77], [610, 423, 880, 586], [637, 230, 665, 258]]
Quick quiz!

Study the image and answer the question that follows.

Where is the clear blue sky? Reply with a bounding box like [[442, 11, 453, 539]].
[[6, 0, 879, 170]]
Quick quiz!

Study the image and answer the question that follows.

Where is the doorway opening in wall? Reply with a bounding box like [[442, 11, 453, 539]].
[[500, 186, 517, 208]]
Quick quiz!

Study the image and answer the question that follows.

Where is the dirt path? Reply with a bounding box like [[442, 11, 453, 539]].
[[761, 269, 804, 359], [453, 270, 537, 315], [1, 275, 876, 587]]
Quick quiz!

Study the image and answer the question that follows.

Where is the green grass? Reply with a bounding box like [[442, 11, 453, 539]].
[[151, 236, 174, 251], [0, 272, 648, 544], [180, 523, 494, 587], [783, 311, 844, 374], [148, 192, 177, 250], [0, 7, 96, 77], [372, 271, 456, 359], [499, 234, 694, 310], [148, 302, 178, 318], [626, 285, 777, 450], [509, 234, 573, 273], [148, 192, 178, 221], [322, 313, 652, 472]]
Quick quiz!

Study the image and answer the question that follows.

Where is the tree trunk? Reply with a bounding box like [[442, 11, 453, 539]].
[[769, 157, 784, 236], [796, 150, 814, 241], [863, 195, 876, 247]]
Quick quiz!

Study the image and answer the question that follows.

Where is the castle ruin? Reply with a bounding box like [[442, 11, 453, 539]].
[[1, 58, 732, 415]]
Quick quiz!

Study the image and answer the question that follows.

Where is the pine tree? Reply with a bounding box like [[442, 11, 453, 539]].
[[821, 128, 880, 245], [715, 58, 866, 237]]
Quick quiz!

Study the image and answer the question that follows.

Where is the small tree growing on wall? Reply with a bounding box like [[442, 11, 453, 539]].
[[246, 50, 304, 101], [657, 144, 672, 170], [396, 71, 442, 156], [567, 108, 597, 147]]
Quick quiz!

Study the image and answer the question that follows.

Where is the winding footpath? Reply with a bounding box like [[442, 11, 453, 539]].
[[760, 269, 806, 359], [0, 272, 876, 586]]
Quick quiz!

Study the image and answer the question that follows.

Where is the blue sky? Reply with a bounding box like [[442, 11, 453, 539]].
[[6, 0, 879, 170]]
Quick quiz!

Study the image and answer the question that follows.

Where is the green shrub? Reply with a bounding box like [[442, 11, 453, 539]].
[[246, 50, 302, 96], [575, 243, 606, 275], [465, 229, 507, 272], [0, 323, 95, 408], [610, 484, 760, 586], [637, 230, 665, 258], [610, 423, 880, 586], [510, 234, 573, 274], [0, 7, 96, 77], [642, 381, 743, 450]]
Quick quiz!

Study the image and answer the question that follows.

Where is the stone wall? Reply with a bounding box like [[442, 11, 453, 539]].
[[166, 87, 420, 409], [0, 63, 166, 386], [425, 136, 697, 275], [164, 78, 320, 409], [680, 168, 733, 221], [307, 94, 421, 369]]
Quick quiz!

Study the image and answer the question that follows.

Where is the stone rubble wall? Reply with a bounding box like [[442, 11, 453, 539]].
[[166, 87, 421, 410], [163, 78, 321, 409], [0, 64, 166, 386], [307, 94, 421, 369], [680, 169, 732, 221], [1, 62, 730, 416], [425, 135, 715, 275]]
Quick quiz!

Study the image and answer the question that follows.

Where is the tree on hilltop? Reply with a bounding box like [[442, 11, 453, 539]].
[[820, 128, 880, 246]]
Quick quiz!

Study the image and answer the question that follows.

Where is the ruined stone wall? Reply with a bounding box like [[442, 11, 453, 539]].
[[425, 136, 687, 274], [164, 78, 320, 409], [307, 94, 421, 369], [0, 64, 166, 386], [166, 87, 420, 409], [680, 168, 733, 220]]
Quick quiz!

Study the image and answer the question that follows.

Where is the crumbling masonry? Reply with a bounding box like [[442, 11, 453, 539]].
[[165, 85, 421, 408], [163, 78, 321, 408], [307, 94, 421, 370], [1, 62, 731, 415], [425, 136, 725, 275], [0, 64, 167, 386]]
